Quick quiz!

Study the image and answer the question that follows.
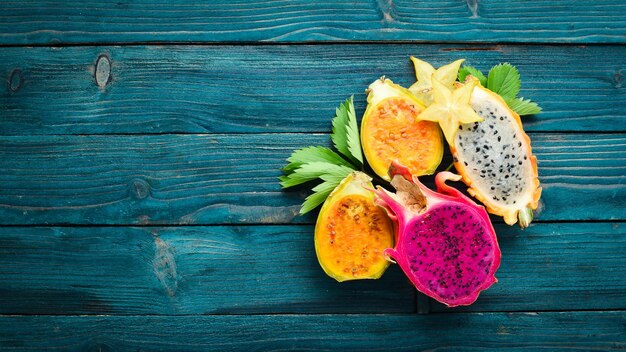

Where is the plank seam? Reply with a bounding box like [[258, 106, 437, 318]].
[[0, 219, 624, 228], [0, 308, 624, 317], [1, 219, 625, 228], [1, 131, 625, 137], [0, 41, 624, 48]]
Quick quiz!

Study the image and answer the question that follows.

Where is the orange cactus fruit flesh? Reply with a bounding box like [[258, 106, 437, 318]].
[[314, 171, 394, 282], [361, 77, 444, 181]]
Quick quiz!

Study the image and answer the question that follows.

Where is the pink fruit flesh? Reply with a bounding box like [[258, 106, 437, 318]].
[[375, 162, 501, 307]]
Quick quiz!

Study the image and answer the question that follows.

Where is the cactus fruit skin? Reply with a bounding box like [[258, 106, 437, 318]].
[[453, 84, 542, 228], [315, 172, 394, 282], [374, 162, 501, 307], [361, 77, 444, 181]]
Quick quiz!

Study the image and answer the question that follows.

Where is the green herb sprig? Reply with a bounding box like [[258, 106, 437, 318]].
[[458, 63, 542, 115], [279, 96, 363, 214]]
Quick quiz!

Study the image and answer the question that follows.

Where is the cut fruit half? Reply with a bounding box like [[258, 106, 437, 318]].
[[315, 172, 394, 281], [361, 77, 444, 181]]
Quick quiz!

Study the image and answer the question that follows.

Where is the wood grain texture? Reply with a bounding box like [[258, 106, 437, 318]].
[[0, 1, 625, 45], [0, 226, 414, 314], [1, 312, 624, 351], [0, 45, 624, 135], [0, 223, 623, 315], [0, 133, 624, 225]]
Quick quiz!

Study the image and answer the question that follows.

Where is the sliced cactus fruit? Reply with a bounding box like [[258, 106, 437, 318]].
[[361, 77, 444, 181], [452, 84, 542, 227], [314, 171, 394, 282], [374, 162, 501, 307]]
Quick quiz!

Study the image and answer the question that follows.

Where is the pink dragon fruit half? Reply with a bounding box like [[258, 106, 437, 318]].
[[374, 162, 501, 307]]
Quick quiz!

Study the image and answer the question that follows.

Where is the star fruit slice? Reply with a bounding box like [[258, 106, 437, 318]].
[[418, 77, 484, 144], [409, 58, 465, 105]]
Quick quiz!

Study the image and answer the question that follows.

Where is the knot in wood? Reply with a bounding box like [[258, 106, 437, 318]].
[[465, 0, 479, 18], [95, 55, 111, 88], [129, 178, 150, 200], [614, 69, 623, 89], [8, 69, 22, 92]]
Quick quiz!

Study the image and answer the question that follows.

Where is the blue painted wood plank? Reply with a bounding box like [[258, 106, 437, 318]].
[[0, 226, 414, 314], [0, 133, 623, 225], [0, 1, 625, 45], [0, 223, 622, 314], [0, 312, 624, 350], [0, 45, 624, 135]]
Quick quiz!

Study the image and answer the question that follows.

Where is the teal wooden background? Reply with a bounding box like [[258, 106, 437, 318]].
[[0, 1, 624, 350]]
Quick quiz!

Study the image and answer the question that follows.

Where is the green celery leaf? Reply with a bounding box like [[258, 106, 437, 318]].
[[319, 172, 350, 185], [281, 96, 368, 214], [331, 96, 363, 167], [344, 97, 364, 167], [280, 162, 353, 188], [331, 101, 349, 161], [299, 181, 339, 214], [487, 63, 521, 99], [282, 146, 354, 174], [505, 97, 542, 116], [458, 65, 487, 86]]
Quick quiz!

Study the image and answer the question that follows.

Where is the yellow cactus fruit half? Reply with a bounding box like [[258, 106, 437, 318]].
[[361, 77, 444, 181], [314, 171, 394, 282]]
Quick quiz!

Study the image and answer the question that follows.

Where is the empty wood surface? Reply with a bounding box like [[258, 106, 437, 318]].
[[0, 1, 625, 45], [1, 312, 624, 351]]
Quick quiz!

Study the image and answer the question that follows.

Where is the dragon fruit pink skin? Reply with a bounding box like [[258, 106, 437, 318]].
[[374, 162, 501, 307]]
